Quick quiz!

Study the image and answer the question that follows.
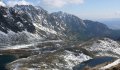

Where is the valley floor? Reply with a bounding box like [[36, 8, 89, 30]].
[[0, 38, 120, 70]]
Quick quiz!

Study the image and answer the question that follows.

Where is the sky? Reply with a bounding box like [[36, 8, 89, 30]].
[[2, 0, 120, 20]]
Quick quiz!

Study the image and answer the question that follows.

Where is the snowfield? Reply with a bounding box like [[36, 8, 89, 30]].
[[84, 38, 120, 58], [5, 44, 34, 49], [0, 30, 43, 46], [61, 50, 92, 69], [33, 23, 57, 34]]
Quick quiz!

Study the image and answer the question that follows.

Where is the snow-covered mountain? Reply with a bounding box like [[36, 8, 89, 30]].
[[81, 38, 120, 58], [1, 1, 120, 70], [0, 2, 120, 47], [0, 4, 64, 46]]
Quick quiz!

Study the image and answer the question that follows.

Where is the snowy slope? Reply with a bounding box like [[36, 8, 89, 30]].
[[16, 0, 30, 6], [0, 0, 119, 49], [0, 3, 62, 46], [84, 38, 120, 58], [61, 50, 91, 69], [0, 30, 43, 46]]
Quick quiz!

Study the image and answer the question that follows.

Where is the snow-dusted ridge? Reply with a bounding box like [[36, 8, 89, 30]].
[[33, 23, 57, 34]]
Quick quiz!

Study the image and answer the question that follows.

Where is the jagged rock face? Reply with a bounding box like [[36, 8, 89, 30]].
[[51, 12, 118, 41], [51, 11, 86, 32], [0, 5, 63, 45], [0, 5, 36, 33], [51, 11, 87, 40]]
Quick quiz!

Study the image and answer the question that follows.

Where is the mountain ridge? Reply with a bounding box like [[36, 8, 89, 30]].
[[0, 4, 120, 46]]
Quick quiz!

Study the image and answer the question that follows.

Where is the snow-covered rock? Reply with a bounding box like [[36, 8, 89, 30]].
[[84, 38, 120, 58], [61, 50, 91, 69], [0, 30, 43, 46]]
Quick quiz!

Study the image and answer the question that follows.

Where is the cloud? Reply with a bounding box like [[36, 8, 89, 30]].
[[68, 0, 84, 4], [43, 0, 66, 8], [42, 0, 84, 8], [6, 0, 32, 7], [6, 0, 18, 7], [115, 11, 120, 16], [5, 0, 84, 8]]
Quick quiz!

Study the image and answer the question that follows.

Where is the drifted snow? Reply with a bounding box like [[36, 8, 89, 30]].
[[100, 59, 120, 69], [0, 30, 43, 47], [61, 50, 92, 69], [96, 52, 119, 58], [89, 38, 120, 51], [113, 48, 120, 55], [33, 23, 57, 34], [85, 38, 120, 57], [5, 44, 34, 49]]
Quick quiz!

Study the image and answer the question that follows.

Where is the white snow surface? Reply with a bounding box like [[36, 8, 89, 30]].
[[5, 44, 34, 49], [100, 59, 120, 69], [85, 38, 120, 57], [33, 23, 57, 34], [0, 1, 6, 7], [61, 50, 92, 69], [0, 30, 43, 47]]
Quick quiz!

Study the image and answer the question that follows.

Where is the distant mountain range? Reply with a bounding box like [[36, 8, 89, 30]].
[[0, 2, 120, 46], [100, 18, 120, 30]]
